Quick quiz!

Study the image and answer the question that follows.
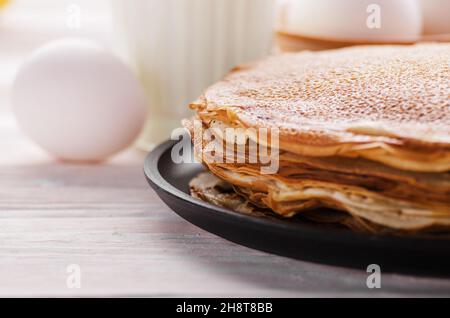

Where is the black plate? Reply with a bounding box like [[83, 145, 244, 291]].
[[144, 137, 450, 276]]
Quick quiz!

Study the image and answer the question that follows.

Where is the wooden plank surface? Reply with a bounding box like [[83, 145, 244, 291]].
[[1, 0, 450, 297], [2, 155, 450, 297], [2, 160, 450, 297]]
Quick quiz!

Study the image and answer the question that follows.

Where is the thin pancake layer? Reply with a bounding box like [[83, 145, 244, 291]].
[[190, 44, 450, 172], [184, 118, 450, 207], [183, 117, 450, 232], [189, 172, 386, 234], [206, 164, 450, 231]]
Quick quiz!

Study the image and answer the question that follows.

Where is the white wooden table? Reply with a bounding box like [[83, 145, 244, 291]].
[[1, 0, 450, 297]]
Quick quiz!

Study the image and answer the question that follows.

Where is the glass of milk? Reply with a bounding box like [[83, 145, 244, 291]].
[[111, 0, 276, 149]]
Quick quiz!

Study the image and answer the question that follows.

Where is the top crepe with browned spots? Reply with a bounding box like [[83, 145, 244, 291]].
[[193, 44, 450, 150]]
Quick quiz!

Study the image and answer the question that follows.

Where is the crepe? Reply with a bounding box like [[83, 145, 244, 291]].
[[189, 171, 383, 234], [189, 172, 450, 236], [185, 43, 450, 234], [191, 44, 450, 172]]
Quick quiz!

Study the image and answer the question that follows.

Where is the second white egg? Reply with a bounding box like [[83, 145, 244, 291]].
[[283, 0, 423, 43]]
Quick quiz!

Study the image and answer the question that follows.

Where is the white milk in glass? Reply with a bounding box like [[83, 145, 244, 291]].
[[111, 0, 276, 149]]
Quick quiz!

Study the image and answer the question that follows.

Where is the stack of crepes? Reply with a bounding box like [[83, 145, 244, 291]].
[[183, 43, 450, 234]]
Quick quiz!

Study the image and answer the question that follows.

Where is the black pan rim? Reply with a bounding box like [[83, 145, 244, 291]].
[[144, 136, 450, 255]]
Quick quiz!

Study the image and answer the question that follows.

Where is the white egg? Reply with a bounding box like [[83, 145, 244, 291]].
[[283, 0, 422, 43], [12, 38, 147, 162], [421, 0, 450, 35]]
